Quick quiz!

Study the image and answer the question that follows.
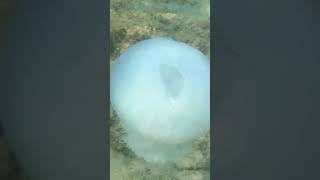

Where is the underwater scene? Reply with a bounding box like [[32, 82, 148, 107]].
[[110, 0, 211, 180]]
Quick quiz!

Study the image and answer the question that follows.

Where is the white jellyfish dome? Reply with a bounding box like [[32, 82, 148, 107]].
[[110, 37, 210, 163]]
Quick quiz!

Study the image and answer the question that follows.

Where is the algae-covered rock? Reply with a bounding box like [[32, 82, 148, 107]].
[[110, 0, 210, 62]]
